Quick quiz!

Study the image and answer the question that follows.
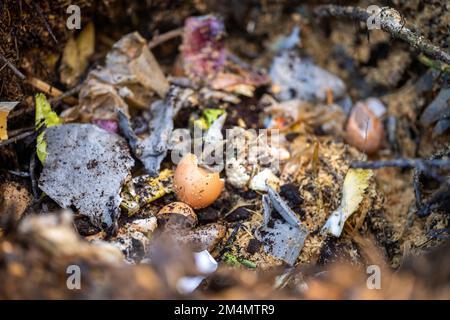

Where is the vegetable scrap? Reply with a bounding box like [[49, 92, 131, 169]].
[[35, 94, 62, 164]]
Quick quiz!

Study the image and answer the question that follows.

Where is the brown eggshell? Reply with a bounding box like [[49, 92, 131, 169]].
[[173, 223, 226, 252], [345, 103, 384, 154], [173, 153, 224, 209], [156, 202, 198, 228]]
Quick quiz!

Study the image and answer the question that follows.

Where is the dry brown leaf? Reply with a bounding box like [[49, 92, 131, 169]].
[[60, 22, 95, 86]]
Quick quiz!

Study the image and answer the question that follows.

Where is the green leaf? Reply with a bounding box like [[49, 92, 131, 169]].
[[223, 252, 240, 267], [223, 252, 257, 269], [202, 108, 225, 128], [35, 93, 62, 164]]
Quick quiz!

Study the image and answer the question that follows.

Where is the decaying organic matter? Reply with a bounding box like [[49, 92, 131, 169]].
[[1, 0, 449, 300]]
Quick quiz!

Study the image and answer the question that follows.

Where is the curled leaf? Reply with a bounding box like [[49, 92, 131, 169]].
[[321, 168, 374, 237]]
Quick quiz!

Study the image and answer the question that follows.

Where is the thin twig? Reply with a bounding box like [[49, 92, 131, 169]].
[[0, 125, 45, 148], [0, 51, 26, 80], [1, 170, 30, 178], [350, 158, 450, 170], [314, 5, 450, 65], [29, 151, 39, 199], [49, 83, 82, 104], [7, 126, 35, 137], [148, 27, 184, 49], [27, 77, 78, 105], [0, 130, 35, 147], [33, 2, 58, 44], [217, 222, 242, 260]]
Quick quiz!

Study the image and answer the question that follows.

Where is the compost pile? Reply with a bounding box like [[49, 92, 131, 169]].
[[0, 0, 449, 299]]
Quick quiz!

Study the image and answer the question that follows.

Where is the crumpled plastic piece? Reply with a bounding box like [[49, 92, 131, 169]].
[[255, 186, 308, 266], [270, 51, 346, 102], [38, 124, 134, 232], [118, 97, 174, 177], [321, 168, 374, 237], [77, 32, 169, 123]]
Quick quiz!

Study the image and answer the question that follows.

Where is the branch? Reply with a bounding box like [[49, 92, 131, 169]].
[[314, 5, 450, 65], [350, 158, 450, 170], [148, 27, 184, 50], [0, 52, 26, 80]]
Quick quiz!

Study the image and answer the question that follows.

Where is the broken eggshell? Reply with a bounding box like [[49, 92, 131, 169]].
[[156, 202, 198, 228], [92, 216, 158, 262], [345, 99, 385, 154], [172, 223, 226, 252], [173, 153, 224, 209]]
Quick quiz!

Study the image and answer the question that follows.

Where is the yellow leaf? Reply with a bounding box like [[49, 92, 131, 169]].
[[321, 168, 373, 237], [0, 102, 19, 140]]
